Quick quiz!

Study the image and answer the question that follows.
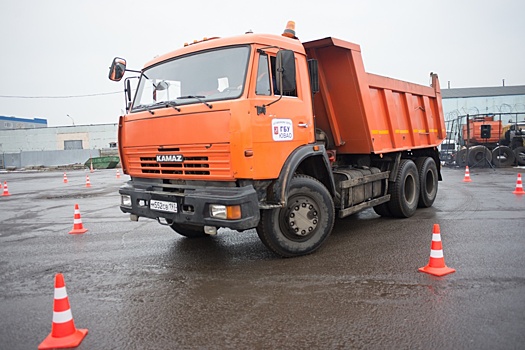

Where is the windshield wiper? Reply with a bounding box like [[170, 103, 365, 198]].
[[133, 104, 155, 115], [178, 95, 213, 109], [141, 101, 182, 113], [165, 101, 181, 112]]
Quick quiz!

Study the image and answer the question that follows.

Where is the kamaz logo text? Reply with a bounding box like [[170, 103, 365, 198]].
[[156, 154, 184, 162]]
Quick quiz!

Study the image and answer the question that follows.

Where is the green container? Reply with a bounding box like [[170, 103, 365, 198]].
[[85, 156, 120, 169]]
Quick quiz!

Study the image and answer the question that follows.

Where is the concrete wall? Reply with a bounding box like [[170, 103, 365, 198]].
[[0, 123, 118, 152], [1, 149, 100, 169]]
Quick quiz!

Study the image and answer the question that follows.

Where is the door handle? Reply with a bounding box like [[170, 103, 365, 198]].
[[298, 123, 309, 128]]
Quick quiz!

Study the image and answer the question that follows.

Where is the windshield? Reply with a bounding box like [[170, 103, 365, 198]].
[[132, 46, 250, 111]]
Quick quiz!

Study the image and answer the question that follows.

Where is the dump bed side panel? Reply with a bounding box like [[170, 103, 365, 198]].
[[304, 37, 445, 155]]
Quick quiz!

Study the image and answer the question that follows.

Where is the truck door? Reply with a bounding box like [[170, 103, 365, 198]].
[[250, 50, 314, 180]]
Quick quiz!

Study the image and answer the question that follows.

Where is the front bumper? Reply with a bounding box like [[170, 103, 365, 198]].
[[119, 179, 260, 230]]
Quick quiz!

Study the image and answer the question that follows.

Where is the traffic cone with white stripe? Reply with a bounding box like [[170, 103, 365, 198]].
[[463, 166, 472, 182], [2, 181, 11, 196], [512, 173, 524, 195], [418, 224, 456, 276], [63, 173, 68, 184], [116, 169, 121, 179], [85, 175, 91, 188], [69, 204, 88, 234], [90, 160, 94, 173], [38, 273, 88, 349]]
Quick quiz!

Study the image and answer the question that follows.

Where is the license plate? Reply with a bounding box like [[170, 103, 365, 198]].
[[150, 199, 178, 213]]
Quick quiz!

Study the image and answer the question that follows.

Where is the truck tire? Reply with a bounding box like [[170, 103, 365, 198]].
[[456, 149, 467, 167], [256, 175, 335, 257], [170, 222, 208, 238], [514, 146, 525, 166], [415, 157, 438, 208], [468, 146, 492, 167], [387, 159, 420, 218], [511, 138, 524, 150], [491, 146, 515, 167], [373, 203, 392, 217]]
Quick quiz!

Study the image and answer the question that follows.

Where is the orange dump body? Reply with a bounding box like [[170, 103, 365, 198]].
[[304, 37, 446, 155]]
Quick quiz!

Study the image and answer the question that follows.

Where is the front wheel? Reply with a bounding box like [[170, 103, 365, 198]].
[[256, 175, 335, 257]]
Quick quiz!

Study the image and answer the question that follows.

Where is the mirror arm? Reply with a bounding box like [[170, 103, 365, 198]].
[[255, 73, 283, 116]]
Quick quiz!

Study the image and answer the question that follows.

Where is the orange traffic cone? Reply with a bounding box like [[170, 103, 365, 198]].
[[116, 169, 121, 179], [463, 166, 472, 182], [38, 273, 88, 350], [90, 160, 94, 173], [85, 175, 91, 188], [418, 224, 456, 276], [63, 173, 68, 184], [2, 181, 11, 196], [513, 173, 524, 195], [69, 204, 88, 234]]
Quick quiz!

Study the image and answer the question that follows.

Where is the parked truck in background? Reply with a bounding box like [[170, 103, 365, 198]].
[[454, 114, 525, 167], [108, 22, 446, 257]]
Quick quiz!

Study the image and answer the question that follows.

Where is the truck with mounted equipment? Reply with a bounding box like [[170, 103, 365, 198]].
[[109, 21, 446, 257], [454, 113, 525, 167]]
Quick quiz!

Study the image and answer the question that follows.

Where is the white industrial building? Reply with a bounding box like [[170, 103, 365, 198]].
[[0, 121, 118, 169], [442, 85, 525, 122]]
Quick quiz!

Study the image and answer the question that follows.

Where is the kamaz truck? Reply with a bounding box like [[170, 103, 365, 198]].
[[109, 22, 446, 257]]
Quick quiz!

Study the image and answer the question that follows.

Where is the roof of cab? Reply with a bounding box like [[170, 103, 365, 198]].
[[143, 33, 306, 69]]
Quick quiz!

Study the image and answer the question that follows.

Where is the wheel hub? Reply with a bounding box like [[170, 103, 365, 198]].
[[288, 200, 318, 237]]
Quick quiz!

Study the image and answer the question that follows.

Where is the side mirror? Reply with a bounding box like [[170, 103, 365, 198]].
[[276, 50, 296, 93], [108, 57, 127, 82]]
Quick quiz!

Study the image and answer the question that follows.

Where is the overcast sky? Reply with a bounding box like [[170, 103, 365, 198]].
[[1, 0, 524, 126]]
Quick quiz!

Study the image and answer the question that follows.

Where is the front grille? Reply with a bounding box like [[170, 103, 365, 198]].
[[124, 143, 232, 179]]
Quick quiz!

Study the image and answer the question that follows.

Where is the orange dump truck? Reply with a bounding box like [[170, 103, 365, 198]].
[[109, 22, 445, 257]]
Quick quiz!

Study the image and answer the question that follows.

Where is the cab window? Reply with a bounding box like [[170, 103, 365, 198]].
[[255, 54, 271, 96]]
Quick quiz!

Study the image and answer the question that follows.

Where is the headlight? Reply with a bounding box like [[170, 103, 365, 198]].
[[210, 204, 241, 220], [121, 195, 132, 207]]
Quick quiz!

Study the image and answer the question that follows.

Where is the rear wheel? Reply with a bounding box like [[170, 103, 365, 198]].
[[388, 159, 420, 218], [170, 222, 208, 238], [256, 175, 335, 257], [415, 157, 438, 208]]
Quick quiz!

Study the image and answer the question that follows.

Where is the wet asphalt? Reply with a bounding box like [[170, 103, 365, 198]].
[[0, 166, 524, 349]]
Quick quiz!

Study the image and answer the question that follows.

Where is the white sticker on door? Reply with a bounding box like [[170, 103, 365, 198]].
[[272, 119, 294, 141]]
